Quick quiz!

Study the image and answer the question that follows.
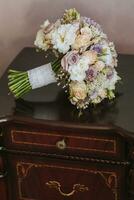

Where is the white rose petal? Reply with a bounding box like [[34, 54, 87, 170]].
[[78, 56, 89, 71], [68, 65, 86, 82], [52, 23, 79, 54]]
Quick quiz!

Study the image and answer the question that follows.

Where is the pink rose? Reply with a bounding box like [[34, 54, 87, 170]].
[[86, 66, 98, 81], [61, 51, 79, 71]]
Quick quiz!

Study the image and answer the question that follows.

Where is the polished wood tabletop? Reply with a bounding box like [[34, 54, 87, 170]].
[[0, 47, 134, 134]]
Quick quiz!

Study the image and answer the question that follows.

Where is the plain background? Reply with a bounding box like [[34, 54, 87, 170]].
[[0, 0, 134, 76]]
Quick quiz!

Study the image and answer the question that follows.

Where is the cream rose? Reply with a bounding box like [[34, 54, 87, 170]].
[[80, 26, 92, 37], [72, 33, 92, 50], [82, 50, 97, 65], [45, 28, 55, 42], [98, 89, 107, 98], [70, 81, 87, 100]]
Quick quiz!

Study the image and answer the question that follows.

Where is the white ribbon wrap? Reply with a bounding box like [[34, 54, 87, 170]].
[[28, 63, 56, 89]]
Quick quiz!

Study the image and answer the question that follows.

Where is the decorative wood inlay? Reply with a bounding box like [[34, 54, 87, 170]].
[[16, 161, 118, 200], [11, 130, 116, 154], [98, 172, 118, 199], [17, 163, 35, 179]]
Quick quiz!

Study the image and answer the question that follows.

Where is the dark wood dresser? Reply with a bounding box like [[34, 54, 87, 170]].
[[0, 48, 134, 200]]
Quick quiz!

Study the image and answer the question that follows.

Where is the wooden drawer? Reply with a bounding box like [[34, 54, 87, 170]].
[[7, 154, 127, 200], [4, 123, 126, 160], [0, 154, 8, 200]]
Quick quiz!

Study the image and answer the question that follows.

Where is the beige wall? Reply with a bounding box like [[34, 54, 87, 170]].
[[0, 0, 134, 76]]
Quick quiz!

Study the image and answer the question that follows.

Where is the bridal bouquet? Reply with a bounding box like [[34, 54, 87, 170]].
[[8, 8, 120, 109]]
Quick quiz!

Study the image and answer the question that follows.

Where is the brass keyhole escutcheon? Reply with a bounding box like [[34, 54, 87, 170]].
[[56, 139, 66, 150]]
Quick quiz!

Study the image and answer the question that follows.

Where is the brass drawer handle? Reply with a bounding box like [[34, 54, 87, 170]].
[[46, 181, 89, 197], [56, 139, 66, 150]]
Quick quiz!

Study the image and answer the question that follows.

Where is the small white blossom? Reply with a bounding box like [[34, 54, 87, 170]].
[[100, 42, 113, 66], [90, 25, 101, 37], [40, 19, 50, 29], [34, 29, 49, 51], [105, 69, 121, 90]]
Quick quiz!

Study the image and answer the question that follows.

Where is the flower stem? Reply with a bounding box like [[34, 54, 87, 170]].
[[8, 57, 62, 98]]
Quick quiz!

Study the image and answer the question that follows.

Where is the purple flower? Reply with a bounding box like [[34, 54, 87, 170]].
[[106, 67, 114, 79], [91, 20, 102, 31], [68, 53, 79, 66], [91, 44, 102, 54], [86, 66, 98, 81], [61, 51, 79, 71], [81, 17, 102, 31], [90, 90, 98, 100], [81, 17, 92, 25]]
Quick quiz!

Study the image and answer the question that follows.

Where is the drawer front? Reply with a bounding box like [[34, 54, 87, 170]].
[[0, 155, 8, 200], [0, 125, 8, 200], [4, 124, 126, 160], [7, 154, 127, 200]]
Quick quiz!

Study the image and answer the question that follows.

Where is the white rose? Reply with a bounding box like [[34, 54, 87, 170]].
[[78, 56, 90, 71], [52, 23, 79, 54], [68, 56, 89, 81], [68, 65, 86, 82]]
